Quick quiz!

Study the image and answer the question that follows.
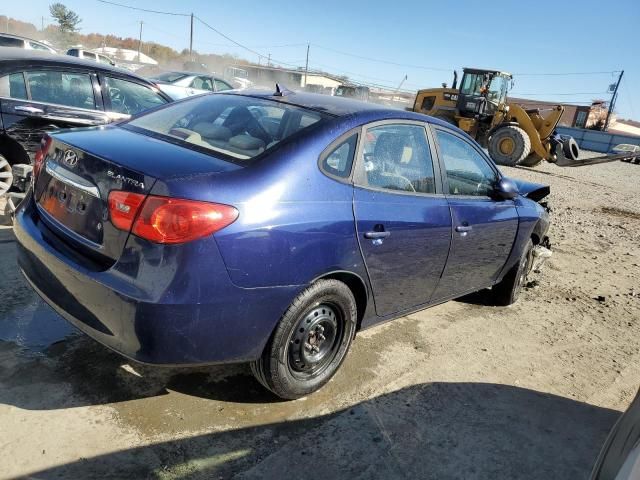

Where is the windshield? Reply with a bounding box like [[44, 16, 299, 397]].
[[152, 72, 189, 83], [125, 94, 328, 163]]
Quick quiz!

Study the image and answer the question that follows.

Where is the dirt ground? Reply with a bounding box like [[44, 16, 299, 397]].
[[0, 159, 638, 480]]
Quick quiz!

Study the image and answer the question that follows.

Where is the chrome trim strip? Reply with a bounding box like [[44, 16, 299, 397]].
[[45, 160, 100, 198]]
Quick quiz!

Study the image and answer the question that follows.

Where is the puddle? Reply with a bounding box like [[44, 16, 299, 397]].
[[0, 298, 78, 355]]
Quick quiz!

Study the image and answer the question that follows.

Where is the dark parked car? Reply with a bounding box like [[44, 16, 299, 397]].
[[0, 48, 171, 196], [14, 89, 551, 399], [149, 71, 233, 100], [591, 387, 640, 480]]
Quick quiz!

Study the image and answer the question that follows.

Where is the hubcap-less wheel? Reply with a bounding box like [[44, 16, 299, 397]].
[[289, 304, 340, 376], [499, 138, 515, 155], [0, 156, 13, 197]]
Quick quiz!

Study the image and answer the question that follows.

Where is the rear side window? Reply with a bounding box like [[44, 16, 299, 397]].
[[435, 129, 498, 196], [104, 77, 168, 115], [25, 71, 96, 109], [358, 124, 436, 194], [29, 41, 49, 51], [126, 94, 328, 163], [83, 52, 97, 61], [0, 73, 27, 100], [191, 76, 213, 91], [321, 134, 357, 179], [0, 37, 23, 47]]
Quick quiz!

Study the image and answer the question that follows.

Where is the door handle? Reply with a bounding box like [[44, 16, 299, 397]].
[[455, 225, 473, 233], [14, 105, 44, 115], [364, 231, 391, 239]]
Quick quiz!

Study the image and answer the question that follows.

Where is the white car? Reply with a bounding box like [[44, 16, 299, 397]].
[[610, 144, 640, 163], [66, 48, 115, 66], [149, 71, 234, 100], [0, 33, 56, 54]]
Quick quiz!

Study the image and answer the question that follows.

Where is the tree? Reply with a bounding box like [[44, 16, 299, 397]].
[[49, 3, 81, 33]]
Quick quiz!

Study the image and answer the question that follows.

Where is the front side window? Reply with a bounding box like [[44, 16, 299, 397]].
[[125, 94, 327, 162], [214, 79, 232, 91], [83, 52, 97, 61], [435, 129, 497, 196], [0, 73, 27, 100], [358, 124, 435, 194], [321, 134, 357, 178], [104, 77, 168, 116], [191, 76, 213, 91], [25, 71, 96, 109]]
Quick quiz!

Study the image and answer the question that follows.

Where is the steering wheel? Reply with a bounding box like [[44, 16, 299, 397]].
[[109, 87, 131, 114]]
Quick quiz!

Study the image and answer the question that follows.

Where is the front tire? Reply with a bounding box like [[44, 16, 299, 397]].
[[488, 126, 531, 166], [250, 279, 357, 399], [492, 239, 534, 306]]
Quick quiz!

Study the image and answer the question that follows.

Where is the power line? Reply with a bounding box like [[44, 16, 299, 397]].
[[194, 16, 302, 69], [96, 0, 190, 16], [311, 43, 451, 72], [511, 92, 608, 96], [513, 70, 621, 76]]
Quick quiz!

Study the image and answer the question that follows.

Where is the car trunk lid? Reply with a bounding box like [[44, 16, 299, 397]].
[[33, 127, 241, 267]]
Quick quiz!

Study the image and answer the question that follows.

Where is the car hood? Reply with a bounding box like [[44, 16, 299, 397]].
[[513, 179, 550, 202]]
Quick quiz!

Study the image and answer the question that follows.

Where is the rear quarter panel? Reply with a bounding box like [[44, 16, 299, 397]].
[[150, 121, 369, 289]]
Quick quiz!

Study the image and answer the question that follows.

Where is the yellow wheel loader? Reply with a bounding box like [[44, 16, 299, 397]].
[[412, 68, 580, 167]]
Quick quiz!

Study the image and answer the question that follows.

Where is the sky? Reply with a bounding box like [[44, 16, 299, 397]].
[[4, 0, 639, 120]]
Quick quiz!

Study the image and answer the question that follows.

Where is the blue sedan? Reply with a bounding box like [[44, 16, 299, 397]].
[[14, 88, 551, 399]]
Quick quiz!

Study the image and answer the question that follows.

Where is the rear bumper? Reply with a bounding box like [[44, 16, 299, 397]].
[[14, 195, 302, 365]]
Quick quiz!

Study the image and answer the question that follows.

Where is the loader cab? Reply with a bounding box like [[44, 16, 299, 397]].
[[456, 68, 511, 118]]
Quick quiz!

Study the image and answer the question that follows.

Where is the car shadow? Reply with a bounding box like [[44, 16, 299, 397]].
[[22, 382, 620, 480]]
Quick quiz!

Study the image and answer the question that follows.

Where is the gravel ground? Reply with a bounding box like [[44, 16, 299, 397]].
[[0, 158, 638, 479]]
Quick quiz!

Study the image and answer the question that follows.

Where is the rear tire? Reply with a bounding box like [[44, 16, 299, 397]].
[[250, 279, 357, 400], [519, 153, 543, 168], [488, 126, 531, 166], [492, 239, 534, 306], [562, 137, 579, 161]]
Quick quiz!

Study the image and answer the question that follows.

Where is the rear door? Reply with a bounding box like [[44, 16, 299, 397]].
[[430, 126, 519, 301], [0, 68, 109, 159], [353, 121, 451, 317]]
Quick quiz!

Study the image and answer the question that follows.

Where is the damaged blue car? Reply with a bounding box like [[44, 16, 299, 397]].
[[14, 88, 551, 399]]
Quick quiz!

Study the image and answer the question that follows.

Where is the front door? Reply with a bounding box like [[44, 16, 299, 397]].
[[353, 122, 452, 317], [0, 69, 108, 160], [431, 127, 519, 301]]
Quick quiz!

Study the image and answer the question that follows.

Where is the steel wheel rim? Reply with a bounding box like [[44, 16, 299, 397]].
[[0, 158, 13, 197], [288, 303, 342, 378], [499, 137, 515, 155]]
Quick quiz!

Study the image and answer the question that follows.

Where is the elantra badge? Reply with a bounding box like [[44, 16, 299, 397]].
[[62, 150, 78, 168]]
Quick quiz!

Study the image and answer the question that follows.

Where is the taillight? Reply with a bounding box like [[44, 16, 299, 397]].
[[108, 191, 238, 244], [108, 191, 146, 231], [33, 135, 53, 181]]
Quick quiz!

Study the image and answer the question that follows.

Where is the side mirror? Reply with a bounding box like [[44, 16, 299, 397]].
[[494, 177, 519, 200]]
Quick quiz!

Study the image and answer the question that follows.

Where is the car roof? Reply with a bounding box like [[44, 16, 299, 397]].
[[236, 89, 400, 117], [0, 32, 46, 44], [159, 71, 227, 79], [0, 47, 149, 81]]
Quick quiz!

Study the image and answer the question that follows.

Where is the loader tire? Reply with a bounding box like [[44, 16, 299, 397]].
[[562, 137, 579, 161], [519, 153, 543, 168], [488, 126, 531, 166]]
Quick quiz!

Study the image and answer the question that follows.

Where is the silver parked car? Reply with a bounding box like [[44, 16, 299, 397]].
[[66, 48, 116, 66], [0, 33, 56, 54], [150, 71, 234, 100]]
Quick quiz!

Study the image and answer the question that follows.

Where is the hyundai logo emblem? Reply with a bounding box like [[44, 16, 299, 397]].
[[62, 150, 78, 168]]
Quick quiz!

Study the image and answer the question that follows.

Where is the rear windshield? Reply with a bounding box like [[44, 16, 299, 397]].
[[125, 94, 329, 162], [152, 72, 189, 83]]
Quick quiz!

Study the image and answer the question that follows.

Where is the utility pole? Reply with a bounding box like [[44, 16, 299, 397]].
[[604, 70, 624, 131], [137, 21, 143, 62], [189, 13, 194, 61], [304, 43, 309, 86]]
